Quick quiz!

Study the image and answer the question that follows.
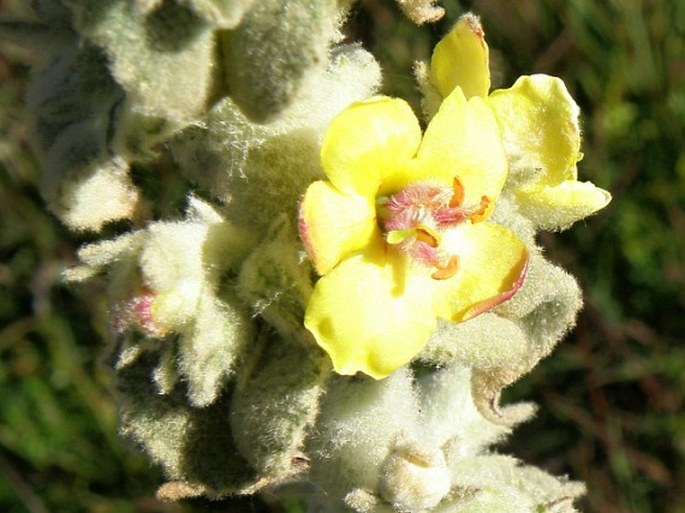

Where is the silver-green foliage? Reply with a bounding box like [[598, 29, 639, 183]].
[[0, 0, 362, 230]]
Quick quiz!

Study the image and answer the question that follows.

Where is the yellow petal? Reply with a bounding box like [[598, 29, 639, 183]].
[[433, 222, 528, 321], [321, 96, 422, 197], [516, 180, 612, 231], [487, 74, 581, 186], [430, 13, 490, 99], [411, 87, 507, 204], [304, 240, 438, 379], [300, 180, 378, 275]]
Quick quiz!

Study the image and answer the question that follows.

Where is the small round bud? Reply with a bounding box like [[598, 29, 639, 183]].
[[378, 443, 451, 512]]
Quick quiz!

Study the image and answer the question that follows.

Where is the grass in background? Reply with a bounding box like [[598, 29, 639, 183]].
[[1, 1, 684, 512]]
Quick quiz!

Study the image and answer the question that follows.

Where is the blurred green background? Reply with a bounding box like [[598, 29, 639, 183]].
[[0, 0, 683, 512]]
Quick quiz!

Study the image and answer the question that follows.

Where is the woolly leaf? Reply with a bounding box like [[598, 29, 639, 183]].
[[170, 45, 381, 224], [472, 258, 581, 425], [219, 0, 342, 121], [446, 455, 585, 513], [177, 290, 253, 407], [57, 157, 141, 232], [182, 0, 256, 28], [140, 221, 212, 329], [395, 0, 445, 25], [307, 369, 421, 511], [231, 330, 329, 478], [133, 199, 255, 406], [67, 0, 215, 130], [67, 198, 254, 406], [419, 251, 581, 425], [114, 349, 260, 496], [138, 199, 252, 327], [499, 256, 583, 367], [416, 364, 515, 454], [170, 99, 322, 230], [63, 232, 144, 282], [24, 41, 142, 230], [420, 314, 530, 372], [237, 215, 314, 342], [309, 366, 536, 513]]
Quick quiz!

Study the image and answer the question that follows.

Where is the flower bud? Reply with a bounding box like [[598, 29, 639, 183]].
[[378, 442, 451, 512]]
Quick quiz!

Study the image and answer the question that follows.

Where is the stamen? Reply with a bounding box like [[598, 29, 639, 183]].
[[449, 177, 465, 208], [431, 255, 460, 280], [415, 225, 440, 248], [469, 195, 493, 223], [378, 179, 492, 277]]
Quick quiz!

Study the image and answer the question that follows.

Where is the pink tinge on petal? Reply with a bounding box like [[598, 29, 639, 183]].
[[462, 12, 485, 40], [462, 252, 530, 321], [298, 203, 319, 270]]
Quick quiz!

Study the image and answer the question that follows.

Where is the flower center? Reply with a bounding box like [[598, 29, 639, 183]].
[[377, 177, 493, 280]]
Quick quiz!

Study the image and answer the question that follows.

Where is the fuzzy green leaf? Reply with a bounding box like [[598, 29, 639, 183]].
[[134, 199, 255, 406], [24, 40, 142, 231], [307, 369, 421, 510], [219, 0, 342, 121], [237, 215, 314, 342], [170, 98, 323, 231], [416, 364, 516, 454], [181, 0, 256, 28], [113, 349, 259, 496], [67, 0, 215, 129], [177, 290, 253, 407], [445, 455, 585, 513], [395, 0, 445, 25], [231, 329, 329, 478], [419, 250, 581, 425], [170, 45, 380, 232]]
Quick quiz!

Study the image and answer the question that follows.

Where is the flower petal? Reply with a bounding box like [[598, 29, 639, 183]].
[[300, 180, 378, 275], [433, 223, 528, 321], [487, 74, 581, 187], [413, 87, 507, 204], [304, 240, 438, 379], [430, 13, 490, 99], [321, 96, 422, 197], [516, 179, 612, 231]]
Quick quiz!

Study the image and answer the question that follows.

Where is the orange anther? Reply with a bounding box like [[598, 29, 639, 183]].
[[416, 225, 440, 248], [469, 195, 494, 223], [449, 177, 465, 208], [431, 255, 460, 280]]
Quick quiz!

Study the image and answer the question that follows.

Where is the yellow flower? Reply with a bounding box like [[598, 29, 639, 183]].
[[431, 13, 611, 230], [299, 88, 528, 379]]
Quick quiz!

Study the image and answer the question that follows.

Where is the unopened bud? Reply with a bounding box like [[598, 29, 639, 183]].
[[378, 442, 451, 512]]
